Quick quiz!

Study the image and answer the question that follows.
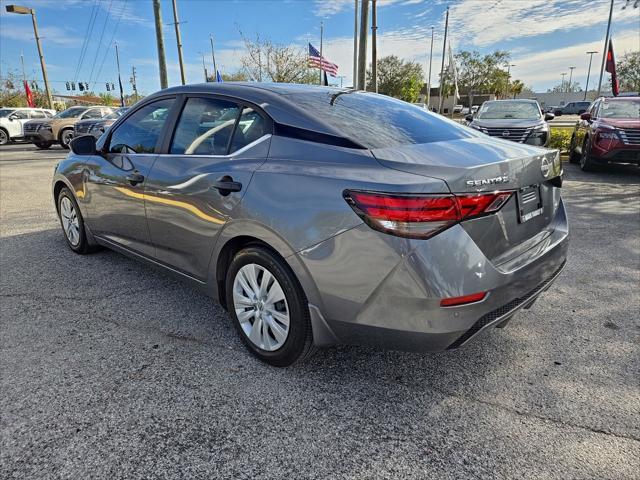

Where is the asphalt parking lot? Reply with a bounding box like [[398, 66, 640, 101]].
[[1, 143, 639, 479]]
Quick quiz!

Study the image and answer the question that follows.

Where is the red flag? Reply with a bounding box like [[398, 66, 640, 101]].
[[24, 80, 34, 107], [605, 38, 619, 96]]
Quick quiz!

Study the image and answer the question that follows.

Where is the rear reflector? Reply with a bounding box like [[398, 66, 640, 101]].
[[344, 190, 512, 239], [440, 292, 487, 307]]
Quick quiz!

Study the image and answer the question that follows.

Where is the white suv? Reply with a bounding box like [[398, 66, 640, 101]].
[[0, 107, 56, 145]]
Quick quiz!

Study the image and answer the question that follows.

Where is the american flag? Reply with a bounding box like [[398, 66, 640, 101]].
[[308, 43, 339, 77]]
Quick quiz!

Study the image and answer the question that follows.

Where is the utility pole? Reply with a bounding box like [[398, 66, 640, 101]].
[[426, 26, 434, 109], [171, 0, 186, 85], [115, 43, 125, 106], [5, 5, 54, 109], [210, 35, 217, 79], [130, 66, 138, 103], [371, 0, 378, 93], [319, 21, 324, 85], [356, 0, 369, 90], [437, 6, 449, 114], [353, 0, 358, 88], [596, 0, 614, 97], [152, 0, 168, 89], [560, 72, 567, 104], [584, 51, 598, 100]]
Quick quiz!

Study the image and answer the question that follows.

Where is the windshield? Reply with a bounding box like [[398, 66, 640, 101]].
[[476, 102, 541, 120], [0, 109, 14, 118], [55, 107, 87, 119], [600, 99, 640, 119], [285, 91, 478, 149]]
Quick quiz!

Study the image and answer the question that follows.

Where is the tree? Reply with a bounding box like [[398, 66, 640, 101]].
[[0, 71, 50, 108], [239, 33, 315, 84], [617, 51, 640, 92], [547, 81, 582, 93], [510, 79, 525, 98], [454, 50, 511, 105], [366, 55, 424, 102]]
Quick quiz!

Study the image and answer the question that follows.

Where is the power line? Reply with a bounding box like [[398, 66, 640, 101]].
[[88, 0, 114, 85], [74, 0, 100, 83], [91, 0, 127, 89]]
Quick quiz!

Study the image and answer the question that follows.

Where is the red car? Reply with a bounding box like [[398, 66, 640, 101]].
[[569, 96, 640, 171]]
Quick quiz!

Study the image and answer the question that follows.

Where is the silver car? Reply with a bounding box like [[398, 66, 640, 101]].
[[53, 83, 568, 366]]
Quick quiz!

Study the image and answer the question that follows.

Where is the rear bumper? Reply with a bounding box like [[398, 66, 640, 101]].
[[297, 197, 569, 351]]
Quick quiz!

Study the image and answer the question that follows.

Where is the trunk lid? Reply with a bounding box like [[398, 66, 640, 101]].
[[371, 137, 562, 265]]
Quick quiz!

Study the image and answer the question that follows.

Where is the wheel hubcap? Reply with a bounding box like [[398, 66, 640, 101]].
[[63, 132, 73, 145], [60, 197, 80, 246], [0, 131, 7, 144], [232, 263, 290, 351]]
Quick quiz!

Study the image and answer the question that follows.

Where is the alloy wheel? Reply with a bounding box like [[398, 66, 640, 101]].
[[60, 196, 80, 246], [232, 263, 290, 351], [0, 130, 8, 145], [62, 130, 74, 147]]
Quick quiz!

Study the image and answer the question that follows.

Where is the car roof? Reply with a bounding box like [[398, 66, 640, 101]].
[[483, 99, 538, 104], [598, 96, 639, 101]]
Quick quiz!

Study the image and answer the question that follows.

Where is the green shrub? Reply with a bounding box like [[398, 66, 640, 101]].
[[549, 128, 573, 153]]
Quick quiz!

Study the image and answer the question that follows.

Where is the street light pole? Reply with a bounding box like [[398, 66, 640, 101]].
[[210, 35, 217, 79], [152, 0, 168, 89], [426, 26, 434, 109], [568, 66, 576, 93], [353, 0, 358, 88], [5, 4, 53, 109], [560, 72, 567, 104], [437, 6, 449, 114], [356, 0, 369, 90], [584, 51, 598, 100], [371, 0, 378, 93], [506, 63, 515, 98]]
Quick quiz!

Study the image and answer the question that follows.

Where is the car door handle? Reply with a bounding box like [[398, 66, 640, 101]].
[[126, 172, 145, 186], [212, 176, 242, 196]]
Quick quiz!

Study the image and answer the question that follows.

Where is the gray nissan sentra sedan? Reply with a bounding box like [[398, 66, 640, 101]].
[[53, 83, 568, 366]]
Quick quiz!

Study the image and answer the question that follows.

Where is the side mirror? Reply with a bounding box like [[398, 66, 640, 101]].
[[544, 112, 555, 121], [465, 114, 473, 122], [8, 115, 16, 121], [580, 112, 591, 121], [70, 135, 97, 155]]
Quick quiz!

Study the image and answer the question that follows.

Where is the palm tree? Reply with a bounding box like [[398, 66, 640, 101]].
[[510, 79, 525, 99]]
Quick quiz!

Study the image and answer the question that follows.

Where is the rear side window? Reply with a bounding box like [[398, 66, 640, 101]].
[[109, 98, 174, 154], [285, 91, 477, 149], [229, 107, 269, 153], [30, 110, 46, 119], [83, 109, 103, 119], [170, 97, 240, 155]]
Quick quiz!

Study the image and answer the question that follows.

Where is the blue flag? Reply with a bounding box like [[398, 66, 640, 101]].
[[216, 70, 223, 82]]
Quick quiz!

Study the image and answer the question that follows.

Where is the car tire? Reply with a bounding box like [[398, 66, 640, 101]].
[[56, 187, 92, 254], [59, 129, 74, 149], [34, 141, 52, 150], [0, 128, 9, 146], [225, 246, 315, 367], [569, 134, 580, 163], [580, 137, 596, 172]]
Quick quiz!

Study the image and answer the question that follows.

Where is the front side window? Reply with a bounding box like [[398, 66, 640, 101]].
[[171, 97, 240, 155], [11, 110, 29, 119], [109, 98, 174, 154], [229, 108, 269, 153]]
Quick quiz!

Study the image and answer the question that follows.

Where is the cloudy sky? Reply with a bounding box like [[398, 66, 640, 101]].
[[0, 0, 638, 96]]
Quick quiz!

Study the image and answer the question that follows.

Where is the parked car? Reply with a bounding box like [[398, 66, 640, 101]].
[[453, 104, 464, 114], [53, 83, 567, 366], [466, 99, 554, 147], [24, 105, 114, 149], [554, 101, 591, 116], [73, 107, 129, 140], [569, 96, 640, 171], [543, 105, 558, 114], [471, 105, 479, 114], [0, 107, 55, 145]]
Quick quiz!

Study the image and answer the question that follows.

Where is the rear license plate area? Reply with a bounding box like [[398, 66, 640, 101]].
[[517, 185, 543, 223]]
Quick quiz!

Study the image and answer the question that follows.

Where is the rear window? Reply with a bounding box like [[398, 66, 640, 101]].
[[284, 91, 477, 149]]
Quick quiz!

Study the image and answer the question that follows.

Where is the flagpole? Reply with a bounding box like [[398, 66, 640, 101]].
[[438, 6, 449, 114], [210, 35, 217, 82], [596, 0, 614, 97], [319, 21, 324, 85], [115, 43, 125, 107], [353, 0, 358, 88], [427, 26, 434, 110]]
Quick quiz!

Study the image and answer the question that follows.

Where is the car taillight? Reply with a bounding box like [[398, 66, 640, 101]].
[[344, 190, 512, 239]]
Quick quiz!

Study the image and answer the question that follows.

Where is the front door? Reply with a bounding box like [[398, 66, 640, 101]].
[[144, 96, 271, 279], [83, 97, 176, 257]]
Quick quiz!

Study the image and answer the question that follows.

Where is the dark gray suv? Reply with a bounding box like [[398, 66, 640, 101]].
[[467, 99, 554, 147]]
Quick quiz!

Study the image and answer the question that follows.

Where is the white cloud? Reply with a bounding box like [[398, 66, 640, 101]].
[[0, 24, 77, 46], [314, 0, 413, 17]]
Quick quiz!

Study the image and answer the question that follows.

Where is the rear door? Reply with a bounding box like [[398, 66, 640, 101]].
[[83, 97, 177, 257], [10, 110, 30, 137], [144, 95, 271, 279]]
